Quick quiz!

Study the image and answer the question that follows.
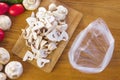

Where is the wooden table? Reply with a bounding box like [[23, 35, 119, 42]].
[[0, 0, 120, 80]]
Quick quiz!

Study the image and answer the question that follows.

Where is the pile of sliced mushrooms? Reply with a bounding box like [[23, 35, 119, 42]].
[[22, 3, 69, 68], [0, 47, 23, 80]]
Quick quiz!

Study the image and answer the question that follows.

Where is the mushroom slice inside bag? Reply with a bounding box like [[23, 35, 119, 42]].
[[68, 18, 115, 73]]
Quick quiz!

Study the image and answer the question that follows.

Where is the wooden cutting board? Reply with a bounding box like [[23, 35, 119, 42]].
[[12, 0, 83, 73]]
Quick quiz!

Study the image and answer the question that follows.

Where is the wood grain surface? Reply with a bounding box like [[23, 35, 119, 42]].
[[0, 0, 120, 80]]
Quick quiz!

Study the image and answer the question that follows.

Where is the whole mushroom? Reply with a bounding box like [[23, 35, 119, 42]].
[[0, 47, 10, 65], [0, 15, 12, 31], [23, 0, 41, 10], [0, 72, 7, 80], [5, 61, 23, 79]]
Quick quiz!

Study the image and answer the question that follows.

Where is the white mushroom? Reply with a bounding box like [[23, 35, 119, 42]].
[[23, 50, 34, 61], [0, 47, 10, 65], [46, 29, 60, 42], [35, 36, 42, 49], [31, 45, 39, 54], [32, 21, 44, 31], [31, 31, 37, 40], [27, 33, 33, 44], [48, 42, 57, 51], [39, 18, 46, 25], [0, 72, 7, 80], [59, 31, 69, 41], [53, 11, 66, 21], [26, 17, 37, 26], [37, 58, 50, 68], [5, 61, 23, 79], [56, 24, 68, 32], [45, 15, 55, 24], [57, 5, 68, 15], [0, 15, 12, 31], [36, 7, 47, 19], [48, 3, 57, 11], [22, 27, 31, 39], [40, 40, 47, 49], [52, 21, 58, 27], [35, 50, 47, 58], [45, 21, 52, 29], [38, 7, 47, 12], [0, 64, 3, 71], [23, 0, 41, 10], [31, 12, 35, 17]]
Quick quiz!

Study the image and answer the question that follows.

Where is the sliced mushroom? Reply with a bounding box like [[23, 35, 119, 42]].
[[23, 50, 34, 61], [23, 0, 41, 10], [5, 61, 23, 79], [53, 11, 66, 21], [56, 24, 68, 32], [48, 3, 57, 11], [40, 40, 47, 49], [38, 7, 47, 12], [48, 42, 57, 51], [45, 19, 52, 29], [46, 29, 60, 42], [57, 5, 68, 15], [39, 18, 46, 25], [22, 27, 32, 39], [36, 7, 46, 19], [26, 40, 31, 47], [31, 12, 35, 17], [36, 49, 48, 58], [35, 36, 42, 49], [26, 17, 37, 26], [0, 47, 10, 65], [52, 21, 58, 27], [45, 15, 55, 24], [27, 33, 33, 43], [31, 44, 39, 54], [59, 31, 69, 41], [32, 31, 37, 40], [0, 72, 7, 80], [37, 58, 50, 68], [32, 21, 45, 31]]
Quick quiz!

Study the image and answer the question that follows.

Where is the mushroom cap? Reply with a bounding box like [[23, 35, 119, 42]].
[[57, 5, 68, 15], [5, 61, 23, 79], [0, 15, 12, 31], [0, 47, 10, 65], [48, 3, 57, 11], [23, 0, 41, 10], [0, 72, 7, 80]]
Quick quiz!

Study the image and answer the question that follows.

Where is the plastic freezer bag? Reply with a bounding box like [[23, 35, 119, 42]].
[[68, 18, 115, 73]]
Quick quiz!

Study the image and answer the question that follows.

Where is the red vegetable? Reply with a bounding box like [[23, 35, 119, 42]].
[[9, 4, 25, 16], [0, 29, 5, 41], [0, 2, 9, 15]]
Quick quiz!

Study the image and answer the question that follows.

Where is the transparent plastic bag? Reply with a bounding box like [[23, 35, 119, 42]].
[[68, 18, 115, 73]]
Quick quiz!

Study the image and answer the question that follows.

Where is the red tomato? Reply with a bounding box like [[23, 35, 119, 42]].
[[9, 4, 25, 16], [0, 29, 5, 41], [0, 2, 9, 15]]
